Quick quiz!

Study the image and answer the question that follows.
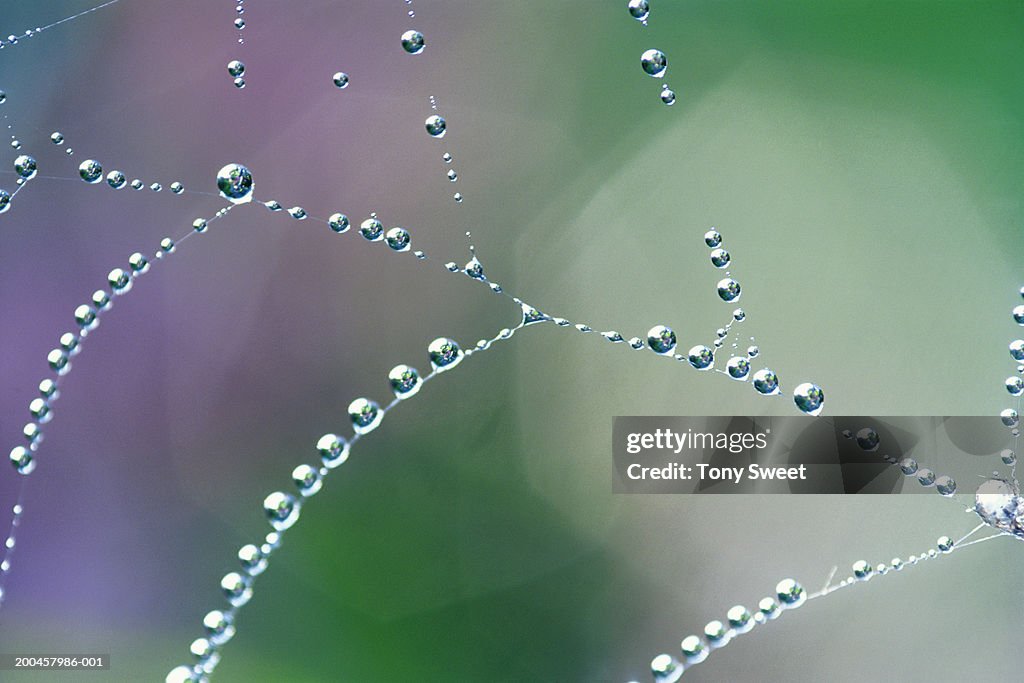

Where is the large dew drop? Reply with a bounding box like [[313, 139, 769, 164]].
[[425, 114, 447, 138], [216, 163, 254, 203], [793, 382, 825, 416], [641, 49, 667, 77], [401, 29, 425, 54]]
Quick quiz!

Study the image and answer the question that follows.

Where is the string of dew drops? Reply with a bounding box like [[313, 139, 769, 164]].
[[0, 2, 836, 678], [0, 0, 122, 52]]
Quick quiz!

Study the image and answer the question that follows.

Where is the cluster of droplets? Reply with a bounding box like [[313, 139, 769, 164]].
[[227, 2, 247, 87], [76, 156, 186, 194], [646, 578, 807, 682], [166, 272, 555, 682], [0, 0, 121, 51], [630, 2, 676, 107], [840, 426, 958, 496], [643, 524, 1003, 682], [1, 166, 247, 604], [701, 228, 825, 415]]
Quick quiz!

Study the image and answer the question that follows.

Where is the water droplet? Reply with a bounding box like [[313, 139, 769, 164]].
[[13, 155, 36, 179], [752, 368, 779, 395], [287, 206, 307, 220], [233, 77, 245, 89], [106, 170, 126, 189], [641, 49, 667, 77], [1006, 376, 1023, 396], [332, 72, 349, 89], [1014, 305, 1024, 325], [709, 248, 730, 268], [647, 325, 677, 354], [348, 397, 383, 435], [428, 337, 463, 372], [49, 131, 63, 144], [316, 433, 350, 469], [359, 217, 384, 241], [628, 0, 650, 22], [1000, 409, 1019, 427], [216, 163, 254, 203], [388, 364, 421, 398], [328, 213, 350, 233], [716, 278, 741, 302], [854, 427, 878, 451], [935, 475, 957, 496], [447, 169, 457, 182], [917, 468, 936, 487], [401, 30, 425, 54], [78, 159, 103, 183], [660, 86, 676, 105], [1000, 449, 1016, 465], [0, 190, 10, 214], [793, 382, 825, 416], [386, 227, 411, 251], [170, 181, 184, 194], [775, 578, 805, 607], [220, 571, 252, 607], [263, 491, 300, 530], [9, 446, 35, 475], [292, 464, 323, 497], [227, 60, 245, 77], [726, 356, 750, 380], [651, 654, 682, 682], [852, 560, 873, 581], [687, 345, 714, 370], [238, 543, 267, 576], [425, 114, 447, 138], [203, 609, 235, 645], [108, 268, 131, 293]]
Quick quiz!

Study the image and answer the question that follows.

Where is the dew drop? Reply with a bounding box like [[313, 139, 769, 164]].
[[385, 227, 411, 251], [316, 433, 350, 469], [687, 345, 714, 370], [748, 369, 778, 395], [292, 464, 322, 497], [793, 382, 825, 416], [227, 60, 245, 77], [716, 278, 741, 302], [726, 356, 750, 380], [263, 491, 300, 530], [425, 114, 447, 138], [401, 30, 425, 54], [359, 217, 384, 241], [348, 397, 383, 435], [641, 49, 667, 77], [628, 0, 650, 22], [106, 171, 126, 189], [216, 163, 254, 203], [332, 72, 349, 89], [428, 337, 463, 372], [328, 213, 350, 233], [647, 325, 677, 355], [78, 159, 103, 183], [388, 364, 421, 398], [13, 154, 36, 179]]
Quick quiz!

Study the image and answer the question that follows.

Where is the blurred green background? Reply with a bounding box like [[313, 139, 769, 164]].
[[0, 1, 1021, 681]]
